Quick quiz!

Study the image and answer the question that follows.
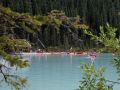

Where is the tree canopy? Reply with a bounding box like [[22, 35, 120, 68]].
[[0, 35, 29, 90], [0, 0, 120, 30]]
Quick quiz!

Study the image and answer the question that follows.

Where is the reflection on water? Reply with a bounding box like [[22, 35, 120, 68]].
[[70, 54, 73, 64], [0, 54, 119, 90]]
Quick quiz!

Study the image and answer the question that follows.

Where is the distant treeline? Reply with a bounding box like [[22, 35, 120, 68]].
[[0, 0, 120, 30]]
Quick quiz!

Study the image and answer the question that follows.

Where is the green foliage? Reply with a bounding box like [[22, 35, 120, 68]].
[[0, 35, 29, 90], [0, 35, 31, 52], [44, 10, 89, 29], [72, 24, 89, 30], [77, 64, 113, 90], [112, 57, 120, 80], [1, 0, 119, 31], [84, 23, 120, 52], [47, 10, 64, 27], [0, 0, 119, 50], [33, 10, 64, 27], [20, 22, 35, 33], [70, 15, 89, 30], [34, 15, 46, 24], [84, 23, 120, 88], [0, 74, 27, 90], [0, 5, 41, 35], [0, 6, 34, 89], [0, 35, 30, 67], [0, 5, 90, 50]]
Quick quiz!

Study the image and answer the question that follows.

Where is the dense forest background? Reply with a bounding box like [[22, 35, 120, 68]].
[[0, 0, 120, 51], [1, 0, 120, 29]]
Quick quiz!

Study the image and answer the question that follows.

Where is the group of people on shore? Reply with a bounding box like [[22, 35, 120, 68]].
[[29, 47, 97, 63]]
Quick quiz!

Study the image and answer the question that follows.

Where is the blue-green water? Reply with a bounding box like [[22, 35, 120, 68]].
[[0, 54, 120, 90]]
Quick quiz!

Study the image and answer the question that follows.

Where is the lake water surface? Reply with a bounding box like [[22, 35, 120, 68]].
[[0, 53, 120, 90]]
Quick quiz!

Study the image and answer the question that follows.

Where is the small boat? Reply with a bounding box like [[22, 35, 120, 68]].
[[75, 51, 87, 55]]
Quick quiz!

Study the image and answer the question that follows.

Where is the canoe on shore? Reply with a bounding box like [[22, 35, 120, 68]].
[[74, 52, 87, 55]]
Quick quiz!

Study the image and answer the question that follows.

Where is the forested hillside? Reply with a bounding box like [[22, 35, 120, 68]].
[[0, 5, 90, 51], [0, 0, 120, 50], [0, 0, 120, 30]]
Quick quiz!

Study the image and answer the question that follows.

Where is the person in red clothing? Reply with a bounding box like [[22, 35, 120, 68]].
[[89, 53, 97, 63]]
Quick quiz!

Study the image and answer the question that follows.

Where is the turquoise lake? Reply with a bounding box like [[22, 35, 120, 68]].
[[0, 53, 120, 90]]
